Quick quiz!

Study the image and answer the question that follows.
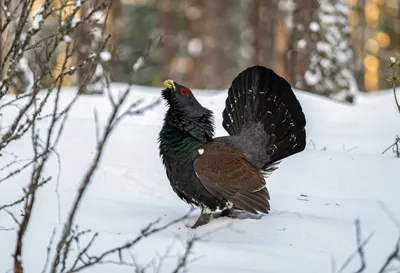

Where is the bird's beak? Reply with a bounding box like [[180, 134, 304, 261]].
[[164, 79, 176, 91]]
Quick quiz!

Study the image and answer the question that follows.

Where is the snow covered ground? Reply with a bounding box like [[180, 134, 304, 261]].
[[1, 84, 399, 273]]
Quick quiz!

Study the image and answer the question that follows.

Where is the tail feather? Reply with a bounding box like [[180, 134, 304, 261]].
[[222, 66, 306, 168]]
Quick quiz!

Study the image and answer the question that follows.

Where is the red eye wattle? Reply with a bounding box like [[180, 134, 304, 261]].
[[180, 87, 189, 97]]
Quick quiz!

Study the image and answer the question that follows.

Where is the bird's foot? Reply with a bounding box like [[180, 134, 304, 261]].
[[220, 208, 264, 220], [220, 208, 237, 218], [190, 213, 213, 229]]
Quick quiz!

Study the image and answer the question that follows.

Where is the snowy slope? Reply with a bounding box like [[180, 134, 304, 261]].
[[0, 84, 399, 273]]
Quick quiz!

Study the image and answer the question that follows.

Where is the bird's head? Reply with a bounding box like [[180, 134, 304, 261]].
[[162, 79, 208, 115], [161, 79, 214, 140]]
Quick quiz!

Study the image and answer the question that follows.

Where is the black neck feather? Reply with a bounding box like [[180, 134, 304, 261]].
[[158, 107, 214, 160]]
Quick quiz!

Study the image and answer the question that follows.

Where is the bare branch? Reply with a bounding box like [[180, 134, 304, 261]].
[[93, 108, 100, 143], [41, 228, 57, 273], [378, 238, 400, 273], [67, 210, 193, 273], [171, 237, 198, 273], [354, 219, 367, 273], [0, 2, 172, 273], [338, 219, 374, 273]]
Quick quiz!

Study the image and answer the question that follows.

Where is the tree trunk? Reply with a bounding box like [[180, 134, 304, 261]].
[[259, 1, 277, 69], [249, 0, 260, 66], [186, 0, 205, 89], [290, 0, 318, 89], [161, 0, 174, 80], [203, 1, 232, 89]]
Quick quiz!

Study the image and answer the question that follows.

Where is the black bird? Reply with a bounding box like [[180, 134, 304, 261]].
[[158, 66, 306, 228]]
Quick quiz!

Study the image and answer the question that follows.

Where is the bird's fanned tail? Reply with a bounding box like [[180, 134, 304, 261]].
[[222, 66, 306, 169]]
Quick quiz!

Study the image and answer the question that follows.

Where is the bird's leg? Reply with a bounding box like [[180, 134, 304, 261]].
[[191, 207, 213, 229], [220, 208, 237, 218]]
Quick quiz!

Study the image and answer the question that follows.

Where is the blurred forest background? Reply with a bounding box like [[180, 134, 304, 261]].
[[1, 0, 400, 103]]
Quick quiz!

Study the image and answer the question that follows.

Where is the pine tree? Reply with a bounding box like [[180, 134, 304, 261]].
[[304, 0, 358, 103]]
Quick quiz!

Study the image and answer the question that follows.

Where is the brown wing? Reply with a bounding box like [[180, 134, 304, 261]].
[[194, 142, 270, 214]]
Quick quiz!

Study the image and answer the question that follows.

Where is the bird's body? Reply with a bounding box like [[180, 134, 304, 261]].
[[158, 66, 306, 228]]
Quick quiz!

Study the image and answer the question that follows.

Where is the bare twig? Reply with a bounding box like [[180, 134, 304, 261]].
[[338, 219, 374, 273], [0, 225, 15, 231], [93, 108, 100, 143], [66, 210, 193, 273], [354, 219, 367, 273], [1, 2, 178, 273], [378, 238, 400, 273], [171, 237, 198, 273], [41, 228, 57, 273]]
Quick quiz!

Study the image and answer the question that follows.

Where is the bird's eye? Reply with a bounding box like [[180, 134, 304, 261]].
[[180, 87, 189, 97]]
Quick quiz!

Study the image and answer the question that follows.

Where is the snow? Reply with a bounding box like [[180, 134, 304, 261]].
[[133, 57, 144, 71], [187, 38, 203, 57], [185, 6, 202, 20], [1, 84, 400, 272], [316, 41, 331, 54], [31, 7, 44, 30], [63, 35, 72, 43], [297, 39, 307, 49], [71, 17, 81, 28], [309, 22, 320, 32], [15, 57, 34, 93], [99, 51, 112, 62], [278, 0, 295, 28], [305, 64, 321, 86], [94, 63, 103, 76]]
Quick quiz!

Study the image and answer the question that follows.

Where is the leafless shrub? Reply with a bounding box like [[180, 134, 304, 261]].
[[0, 1, 194, 273], [337, 206, 400, 273]]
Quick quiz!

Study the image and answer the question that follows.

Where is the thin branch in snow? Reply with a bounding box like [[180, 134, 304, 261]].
[[0, 175, 51, 211], [4, 209, 20, 226], [0, 225, 15, 231], [376, 201, 400, 272], [66, 209, 194, 273], [0, 197, 25, 211], [93, 108, 100, 143], [354, 219, 367, 273], [41, 228, 57, 273], [53, 149, 62, 225], [338, 219, 374, 273], [378, 238, 400, 273], [171, 237, 198, 273], [378, 201, 400, 232]]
